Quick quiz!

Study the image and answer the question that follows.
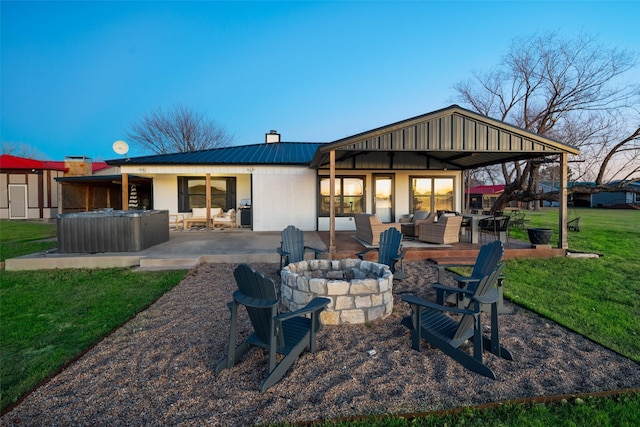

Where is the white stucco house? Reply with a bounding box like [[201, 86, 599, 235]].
[[106, 105, 580, 247]]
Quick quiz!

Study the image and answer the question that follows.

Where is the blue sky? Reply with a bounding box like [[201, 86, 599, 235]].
[[2, 1, 639, 162]]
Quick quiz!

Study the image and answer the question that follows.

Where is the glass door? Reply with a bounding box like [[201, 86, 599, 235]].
[[373, 174, 394, 223]]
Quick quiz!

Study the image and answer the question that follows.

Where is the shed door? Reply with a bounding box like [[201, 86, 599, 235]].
[[9, 184, 28, 219]]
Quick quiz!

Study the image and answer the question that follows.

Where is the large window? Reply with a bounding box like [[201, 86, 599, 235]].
[[178, 177, 236, 212], [410, 177, 454, 213], [319, 176, 365, 216]]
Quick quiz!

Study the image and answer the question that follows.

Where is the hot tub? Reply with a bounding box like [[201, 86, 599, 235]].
[[280, 258, 393, 325], [56, 210, 169, 253]]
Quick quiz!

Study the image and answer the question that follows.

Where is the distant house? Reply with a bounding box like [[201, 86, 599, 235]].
[[0, 155, 111, 219], [465, 185, 506, 210], [590, 180, 640, 208], [564, 181, 640, 209], [107, 105, 580, 249]]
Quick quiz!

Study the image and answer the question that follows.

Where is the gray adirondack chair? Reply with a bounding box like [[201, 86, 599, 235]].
[[435, 240, 504, 310], [277, 225, 327, 271], [356, 227, 407, 279], [401, 263, 512, 379], [215, 263, 330, 392]]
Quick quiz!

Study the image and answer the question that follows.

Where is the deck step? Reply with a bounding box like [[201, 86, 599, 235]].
[[428, 257, 477, 265]]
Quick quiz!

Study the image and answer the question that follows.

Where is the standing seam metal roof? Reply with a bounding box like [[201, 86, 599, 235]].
[[109, 142, 327, 166]]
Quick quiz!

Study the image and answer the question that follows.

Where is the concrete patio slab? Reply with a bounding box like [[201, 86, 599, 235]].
[[4, 228, 565, 271]]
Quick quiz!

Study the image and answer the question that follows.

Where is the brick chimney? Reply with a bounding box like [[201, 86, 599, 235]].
[[64, 156, 92, 176]]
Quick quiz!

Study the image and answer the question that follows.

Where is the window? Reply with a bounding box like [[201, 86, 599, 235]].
[[410, 177, 454, 213], [178, 177, 236, 212], [319, 176, 365, 216]]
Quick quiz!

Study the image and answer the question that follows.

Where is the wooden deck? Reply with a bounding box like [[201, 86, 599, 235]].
[[317, 231, 565, 263]]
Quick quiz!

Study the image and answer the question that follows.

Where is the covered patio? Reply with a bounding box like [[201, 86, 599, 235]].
[[310, 105, 579, 253]]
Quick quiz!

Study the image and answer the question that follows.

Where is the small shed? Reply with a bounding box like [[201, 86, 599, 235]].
[[0, 154, 67, 219]]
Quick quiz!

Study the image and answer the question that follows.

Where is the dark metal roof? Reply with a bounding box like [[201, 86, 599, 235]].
[[107, 142, 327, 166]]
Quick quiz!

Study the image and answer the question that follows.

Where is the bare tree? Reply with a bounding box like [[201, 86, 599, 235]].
[[1, 141, 48, 159], [454, 32, 640, 210], [126, 104, 235, 155]]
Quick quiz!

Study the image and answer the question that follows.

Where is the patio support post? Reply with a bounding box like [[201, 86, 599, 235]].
[[559, 153, 568, 249], [58, 182, 64, 214], [206, 173, 211, 230], [329, 150, 336, 256], [465, 171, 471, 213], [122, 173, 129, 210]]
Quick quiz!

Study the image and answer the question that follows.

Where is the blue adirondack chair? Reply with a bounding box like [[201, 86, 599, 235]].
[[356, 227, 407, 279], [435, 240, 504, 310], [277, 225, 328, 271], [401, 263, 512, 379], [215, 263, 330, 392]]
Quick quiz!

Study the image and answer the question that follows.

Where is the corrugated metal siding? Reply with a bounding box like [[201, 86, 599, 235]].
[[336, 112, 555, 155]]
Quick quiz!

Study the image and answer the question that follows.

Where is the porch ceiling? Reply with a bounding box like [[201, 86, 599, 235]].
[[310, 104, 579, 170]]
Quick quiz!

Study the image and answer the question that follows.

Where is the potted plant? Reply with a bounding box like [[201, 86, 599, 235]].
[[527, 228, 553, 245]]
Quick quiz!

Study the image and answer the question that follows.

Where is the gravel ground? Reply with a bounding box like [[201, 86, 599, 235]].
[[3, 261, 639, 426]]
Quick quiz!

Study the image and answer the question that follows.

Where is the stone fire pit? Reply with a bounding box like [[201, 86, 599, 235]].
[[280, 259, 393, 325]]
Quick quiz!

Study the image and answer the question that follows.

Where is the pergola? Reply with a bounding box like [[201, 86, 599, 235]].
[[310, 105, 580, 251], [55, 174, 153, 213]]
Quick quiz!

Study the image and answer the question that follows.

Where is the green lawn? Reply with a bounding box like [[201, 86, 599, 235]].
[[504, 208, 640, 362], [309, 392, 640, 426], [0, 220, 57, 262]]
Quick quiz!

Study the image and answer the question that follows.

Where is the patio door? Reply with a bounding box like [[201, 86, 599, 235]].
[[9, 184, 28, 219], [373, 174, 394, 223]]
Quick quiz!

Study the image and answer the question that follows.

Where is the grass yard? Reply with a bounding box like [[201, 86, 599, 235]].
[[0, 220, 57, 262], [504, 208, 640, 362], [308, 392, 640, 426]]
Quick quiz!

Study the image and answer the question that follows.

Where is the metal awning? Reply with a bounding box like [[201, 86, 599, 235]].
[[310, 104, 579, 170]]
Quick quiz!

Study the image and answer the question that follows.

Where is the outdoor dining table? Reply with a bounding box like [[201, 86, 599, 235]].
[[462, 213, 491, 244]]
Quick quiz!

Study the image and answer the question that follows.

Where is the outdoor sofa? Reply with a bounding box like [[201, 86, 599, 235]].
[[417, 214, 462, 244], [354, 213, 401, 246]]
